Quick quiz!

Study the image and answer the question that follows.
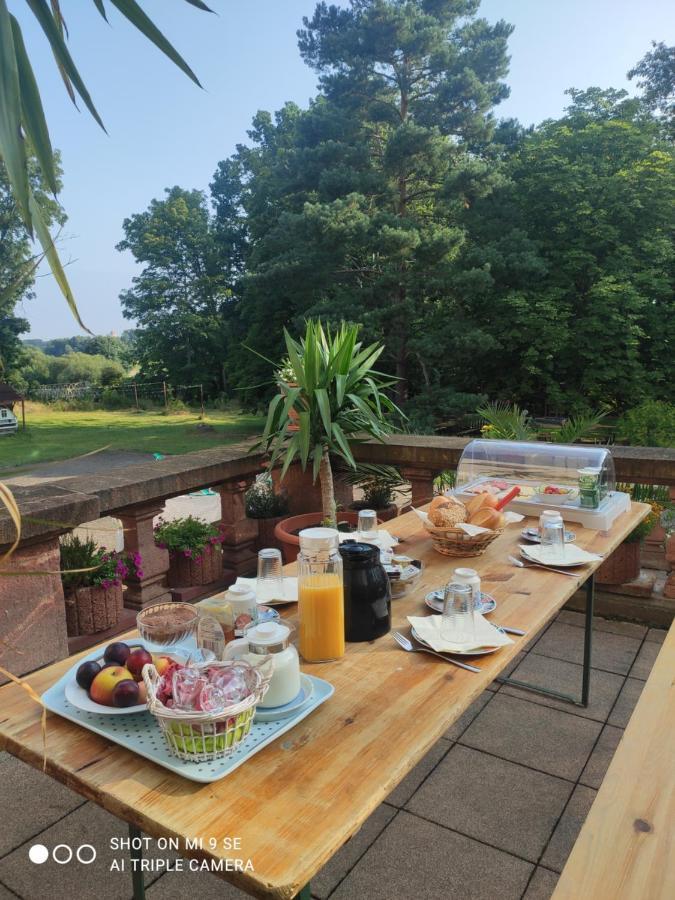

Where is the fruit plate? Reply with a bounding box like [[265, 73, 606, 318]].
[[63, 642, 186, 716], [41, 665, 334, 783]]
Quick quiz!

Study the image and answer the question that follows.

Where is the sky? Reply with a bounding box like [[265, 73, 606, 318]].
[[14, 0, 674, 340]]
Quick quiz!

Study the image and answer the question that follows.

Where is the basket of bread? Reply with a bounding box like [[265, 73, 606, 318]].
[[424, 487, 520, 557]]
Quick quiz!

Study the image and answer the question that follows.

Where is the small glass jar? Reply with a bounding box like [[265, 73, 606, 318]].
[[297, 528, 345, 662], [578, 468, 601, 509]]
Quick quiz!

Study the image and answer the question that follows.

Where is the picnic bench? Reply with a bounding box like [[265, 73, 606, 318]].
[[552, 620, 675, 900]]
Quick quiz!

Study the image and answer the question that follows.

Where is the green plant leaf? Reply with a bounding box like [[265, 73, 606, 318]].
[[335, 372, 347, 406], [29, 189, 91, 332], [298, 411, 310, 468], [25, 0, 106, 129], [108, 0, 203, 87], [331, 422, 356, 468], [312, 443, 323, 482], [279, 434, 300, 480], [182, 0, 215, 11], [0, 0, 30, 227], [314, 387, 332, 437], [10, 14, 58, 195], [91, 0, 108, 21], [261, 392, 283, 442]]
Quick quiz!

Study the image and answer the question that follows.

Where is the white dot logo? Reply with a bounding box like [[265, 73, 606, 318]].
[[76, 844, 97, 864], [28, 844, 49, 865], [52, 844, 73, 865]]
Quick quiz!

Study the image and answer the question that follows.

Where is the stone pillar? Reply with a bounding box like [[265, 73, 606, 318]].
[[119, 502, 171, 609], [401, 466, 438, 507], [218, 479, 258, 577], [0, 537, 69, 684]]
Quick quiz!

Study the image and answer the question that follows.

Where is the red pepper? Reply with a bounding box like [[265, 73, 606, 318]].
[[496, 485, 521, 511]]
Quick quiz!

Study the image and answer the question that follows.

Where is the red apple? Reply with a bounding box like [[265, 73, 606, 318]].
[[126, 648, 153, 682], [89, 666, 133, 706]]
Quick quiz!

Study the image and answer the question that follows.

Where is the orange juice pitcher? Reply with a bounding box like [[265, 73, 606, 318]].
[[297, 528, 345, 662]]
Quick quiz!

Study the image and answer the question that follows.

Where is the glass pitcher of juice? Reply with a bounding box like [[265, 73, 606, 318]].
[[297, 527, 345, 662]]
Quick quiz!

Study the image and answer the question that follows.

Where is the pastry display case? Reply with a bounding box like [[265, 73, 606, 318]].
[[453, 440, 629, 530]]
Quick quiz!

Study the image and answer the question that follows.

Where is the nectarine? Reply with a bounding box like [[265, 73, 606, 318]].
[[89, 666, 134, 706]]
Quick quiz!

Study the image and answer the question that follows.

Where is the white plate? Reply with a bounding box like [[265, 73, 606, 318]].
[[254, 674, 315, 722], [424, 590, 497, 615], [411, 626, 503, 657], [64, 643, 185, 716], [521, 528, 576, 544]]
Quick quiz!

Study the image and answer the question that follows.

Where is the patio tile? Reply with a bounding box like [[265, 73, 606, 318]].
[[312, 804, 396, 899], [500, 653, 624, 722], [331, 810, 533, 900], [489, 651, 527, 691], [385, 741, 451, 808], [555, 610, 586, 628], [645, 627, 667, 644], [541, 784, 597, 872], [629, 641, 661, 680], [0, 802, 169, 900], [443, 691, 492, 741], [556, 611, 646, 639], [608, 678, 645, 728], [406, 745, 572, 863], [532, 622, 641, 675], [0, 753, 84, 856], [146, 867, 249, 899], [580, 725, 624, 789], [460, 694, 602, 781], [523, 866, 559, 900], [0, 882, 18, 900]]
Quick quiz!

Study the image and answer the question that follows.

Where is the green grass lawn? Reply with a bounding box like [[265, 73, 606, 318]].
[[0, 403, 265, 472]]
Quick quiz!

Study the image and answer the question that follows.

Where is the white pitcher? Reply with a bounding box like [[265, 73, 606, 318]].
[[223, 620, 301, 708]]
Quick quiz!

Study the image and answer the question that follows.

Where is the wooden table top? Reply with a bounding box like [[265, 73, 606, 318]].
[[0, 503, 648, 900], [552, 620, 674, 900]]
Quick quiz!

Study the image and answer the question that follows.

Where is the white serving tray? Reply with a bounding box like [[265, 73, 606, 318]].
[[41, 649, 333, 783]]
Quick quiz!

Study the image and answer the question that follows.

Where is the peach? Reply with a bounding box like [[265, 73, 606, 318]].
[[153, 655, 175, 676], [89, 666, 134, 706]]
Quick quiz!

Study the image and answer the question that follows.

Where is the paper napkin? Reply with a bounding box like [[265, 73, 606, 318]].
[[407, 613, 513, 654], [236, 576, 298, 605], [518, 544, 602, 567], [338, 530, 399, 551]]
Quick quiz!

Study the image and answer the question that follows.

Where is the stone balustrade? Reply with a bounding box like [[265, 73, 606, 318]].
[[1, 436, 674, 681]]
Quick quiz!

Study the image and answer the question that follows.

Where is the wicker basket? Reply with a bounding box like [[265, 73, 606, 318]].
[[143, 660, 270, 762], [423, 523, 504, 557]]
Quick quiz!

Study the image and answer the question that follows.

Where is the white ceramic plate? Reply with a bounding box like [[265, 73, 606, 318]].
[[254, 674, 315, 722], [424, 590, 497, 615], [411, 626, 503, 657], [64, 643, 184, 716], [521, 528, 576, 544]]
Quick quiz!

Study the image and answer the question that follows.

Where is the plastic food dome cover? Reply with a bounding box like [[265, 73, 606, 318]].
[[454, 440, 616, 500]]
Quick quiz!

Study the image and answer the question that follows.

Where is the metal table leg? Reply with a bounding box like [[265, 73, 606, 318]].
[[498, 574, 594, 708], [129, 823, 146, 900], [297, 884, 312, 899]]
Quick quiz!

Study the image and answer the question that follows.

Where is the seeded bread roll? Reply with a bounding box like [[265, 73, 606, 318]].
[[429, 495, 467, 527]]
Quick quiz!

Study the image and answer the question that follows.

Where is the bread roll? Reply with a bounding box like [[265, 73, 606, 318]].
[[466, 492, 499, 518], [470, 508, 504, 530], [429, 495, 451, 516], [429, 496, 467, 527]]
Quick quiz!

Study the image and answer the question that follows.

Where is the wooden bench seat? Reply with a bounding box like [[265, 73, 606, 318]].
[[552, 623, 675, 900]]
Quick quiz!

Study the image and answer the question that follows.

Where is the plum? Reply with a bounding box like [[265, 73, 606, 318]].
[[76, 660, 101, 691], [103, 641, 130, 666], [126, 648, 153, 682], [111, 679, 140, 708]]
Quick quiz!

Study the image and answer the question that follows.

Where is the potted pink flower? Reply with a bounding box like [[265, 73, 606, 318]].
[[154, 516, 225, 587], [60, 536, 143, 636]]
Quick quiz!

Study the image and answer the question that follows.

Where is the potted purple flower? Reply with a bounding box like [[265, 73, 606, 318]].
[[60, 535, 143, 636], [154, 516, 225, 587]]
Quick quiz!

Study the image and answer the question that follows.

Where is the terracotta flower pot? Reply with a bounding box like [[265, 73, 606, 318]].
[[595, 540, 641, 585], [64, 584, 123, 636], [167, 543, 223, 588], [274, 511, 361, 563], [351, 502, 399, 523]]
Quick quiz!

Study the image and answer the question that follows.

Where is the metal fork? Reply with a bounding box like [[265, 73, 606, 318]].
[[392, 631, 481, 673], [508, 555, 580, 577]]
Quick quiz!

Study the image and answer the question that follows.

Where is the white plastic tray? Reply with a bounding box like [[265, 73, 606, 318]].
[[41, 650, 333, 783]]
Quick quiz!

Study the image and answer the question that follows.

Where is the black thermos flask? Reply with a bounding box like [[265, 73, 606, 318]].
[[339, 541, 391, 642]]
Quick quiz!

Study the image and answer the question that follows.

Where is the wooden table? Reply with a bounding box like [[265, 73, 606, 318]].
[[0, 503, 648, 900], [552, 620, 675, 900]]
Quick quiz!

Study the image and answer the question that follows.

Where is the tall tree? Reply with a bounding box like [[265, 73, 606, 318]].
[[118, 187, 232, 393], [219, 0, 513, 405], [628, 41, 675, 137], [0, 151, 64, 379]]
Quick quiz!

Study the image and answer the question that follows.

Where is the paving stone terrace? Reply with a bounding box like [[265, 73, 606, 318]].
[[0, 610, 666, 900]]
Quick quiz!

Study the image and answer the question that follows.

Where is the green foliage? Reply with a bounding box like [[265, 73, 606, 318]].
[[628, 41, 674, 135], [617, 400, 675, 447], [0, 0, 211, 325], [478, 401, 608, 443], [338, 463, 408, 510], [60, 534, 142, 590], [245, 477, 289, 519], [616, 484, 670, 544], [117, 187, 231, 393], [257, 320, 402, 522], [154, 515, 222, 557]]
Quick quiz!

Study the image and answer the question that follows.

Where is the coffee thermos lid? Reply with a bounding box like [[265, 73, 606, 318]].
[[339, 541, 380, 568]]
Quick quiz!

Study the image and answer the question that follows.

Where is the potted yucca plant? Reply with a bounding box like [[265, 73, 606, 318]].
[[257, 320, 402, 561]]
